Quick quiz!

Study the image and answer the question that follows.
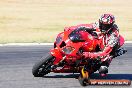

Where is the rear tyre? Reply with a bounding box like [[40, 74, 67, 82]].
[[32, 54, 54, 77]]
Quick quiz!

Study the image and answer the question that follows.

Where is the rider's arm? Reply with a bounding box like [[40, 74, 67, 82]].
[[83, 46, 112, 59], [77, 26, 96, 32], [83, 32, 119, 59]]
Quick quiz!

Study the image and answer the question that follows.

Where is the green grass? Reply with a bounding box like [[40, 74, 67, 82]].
[[0, 0, 132, 43]]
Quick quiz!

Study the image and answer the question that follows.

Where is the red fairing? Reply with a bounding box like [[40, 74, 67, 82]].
[[50, 23, 99, 73], [50, 48, 63, 65]]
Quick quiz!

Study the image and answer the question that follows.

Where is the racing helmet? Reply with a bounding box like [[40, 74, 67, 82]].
[[99, 14, 115, 33]]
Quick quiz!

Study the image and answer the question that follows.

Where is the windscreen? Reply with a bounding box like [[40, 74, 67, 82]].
[[69, 28, 86, 42]]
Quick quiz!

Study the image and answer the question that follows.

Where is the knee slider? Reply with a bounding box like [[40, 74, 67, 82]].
[[98, 66, 108, 74]]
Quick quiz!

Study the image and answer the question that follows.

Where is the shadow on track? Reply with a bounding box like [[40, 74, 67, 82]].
[[43, 73, 132, 80], [43, 74, 80, 78]]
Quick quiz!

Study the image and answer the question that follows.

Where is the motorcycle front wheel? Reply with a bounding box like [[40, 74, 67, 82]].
[[32, 54, 54, 77]]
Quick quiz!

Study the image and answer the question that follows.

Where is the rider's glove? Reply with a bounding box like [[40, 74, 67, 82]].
[[84, 28, 96, 32], [77, 27, 96, 32]]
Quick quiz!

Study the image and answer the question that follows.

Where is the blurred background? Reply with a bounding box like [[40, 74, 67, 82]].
[[0, 0, 132, 43]]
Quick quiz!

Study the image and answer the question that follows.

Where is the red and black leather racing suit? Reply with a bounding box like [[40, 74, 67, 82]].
[[82, 22, 121, 66]]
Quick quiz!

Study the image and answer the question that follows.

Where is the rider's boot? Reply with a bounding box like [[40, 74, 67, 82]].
[[113, 48, 127, 58], [98, 55, 112, 77]]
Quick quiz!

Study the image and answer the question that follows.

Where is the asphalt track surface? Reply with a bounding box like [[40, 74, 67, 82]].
[[0, 43, 132, 88]]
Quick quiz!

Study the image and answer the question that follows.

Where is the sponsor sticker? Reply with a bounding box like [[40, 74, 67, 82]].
[[89, 79, 131, 85]]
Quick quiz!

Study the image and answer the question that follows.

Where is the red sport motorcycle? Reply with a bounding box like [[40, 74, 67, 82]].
[[32, 27, 126, 86]]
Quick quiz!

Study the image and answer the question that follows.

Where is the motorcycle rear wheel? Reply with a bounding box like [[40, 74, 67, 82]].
[[32, 54, 54, 77]]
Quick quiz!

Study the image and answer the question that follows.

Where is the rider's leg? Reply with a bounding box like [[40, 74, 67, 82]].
[[98, 38, 126, 76], [98, 47, 127, 77]]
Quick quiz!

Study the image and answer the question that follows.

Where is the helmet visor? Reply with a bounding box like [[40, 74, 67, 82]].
[[99, 23, 113, 33]]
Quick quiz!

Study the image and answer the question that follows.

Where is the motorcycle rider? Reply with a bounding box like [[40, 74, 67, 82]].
[[65, 14, 126, 76], [82, 14, 127, 76]]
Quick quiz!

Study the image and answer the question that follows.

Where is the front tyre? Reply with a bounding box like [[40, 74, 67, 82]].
[[32, 54, 54, 77]]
